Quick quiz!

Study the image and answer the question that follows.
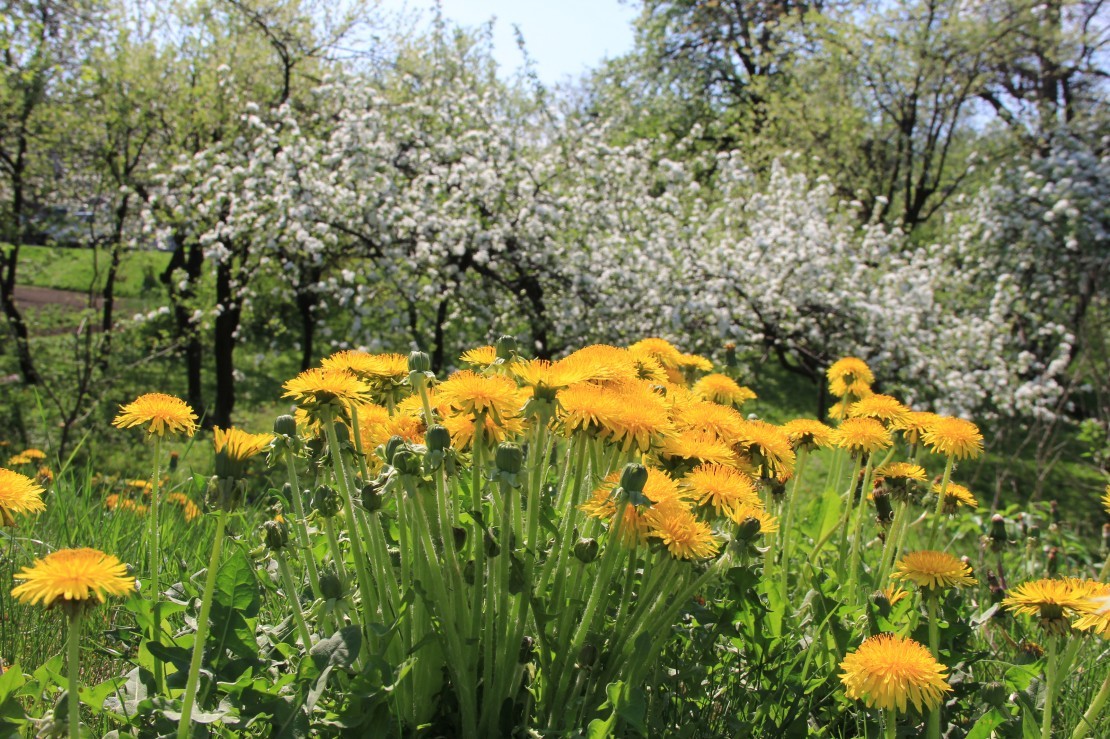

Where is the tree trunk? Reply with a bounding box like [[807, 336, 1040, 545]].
[[160, 235, 206, 418], [297, 287, 317, 372], [212, 258, 241, 429]]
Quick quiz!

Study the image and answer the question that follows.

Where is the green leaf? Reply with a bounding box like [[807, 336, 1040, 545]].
[[811, 488, 842, 547], [966, 708, 1008, 739], [309, 626, 362, 672], [213, 548, 261, 617], [0, 664, 27, 732]]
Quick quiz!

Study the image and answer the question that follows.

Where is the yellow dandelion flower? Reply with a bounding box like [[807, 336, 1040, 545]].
[[557, 345, 640, 385], [6, 452, 32, 466], [629, 353, 669, 383], [213, 427, 273, 480], [11, 548, 137, 609], [922, 417, 984, 460], [893, 550, 977, 592], [36, 466, 54, 486], [113, 393, 198, 437], [282, 368, 372, 419], [839, 633, 952, 713], [436, 371, 527, 423], [0, 467, 47, 526], [357, 403, 425, 466], [1003, 578, 1102, 633], [780, 418, 836, 450], [580, 468, 689, 544], [893, 411, 939, 445], [827, 357, 875, 398], [629, 337, 684, 369], [658, 431, 738, 469], [934, 481, 978, 512], [1102, 484, 1110, 517], [883, 585, 909, 607], [644, 506, 720, 559], [677, 352, 713, 373], [460, 345, 497, 366], [167, 493, 201, 522], [735, 420, 796, 481], [213, 427, 273, 462], [127, 479, 153, 495], [834, 417, 892, 456], [849, 394, 912, 427], [728, 502, 779, 533], [691, 373, 756, 408], [678, 401, 746, 442], [557, 381, 673, 452], [18, 449, 46, 461], [442, 412, 525, 450], [681, 463, 760, 518], [1072, 582, 1110, 639], [511, 358, 595, 396], [876, 463, 928, 482]]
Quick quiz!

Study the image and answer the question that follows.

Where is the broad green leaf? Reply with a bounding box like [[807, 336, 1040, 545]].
[[966, 708, 1008, 739]]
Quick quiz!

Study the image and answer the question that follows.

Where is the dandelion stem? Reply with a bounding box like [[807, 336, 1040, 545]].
[[1071, 667, 1110, 739], [284, 454, 322, 601], [1043, 635, 1059, 739], [67, 611, 81, 739], [276, 550, 314, 649], [178, 507, 228, 739], [926, 456, 955, 550], [149, 434, 164, 694], [883, 708, 897, 739], [926, 593, 942, 739]]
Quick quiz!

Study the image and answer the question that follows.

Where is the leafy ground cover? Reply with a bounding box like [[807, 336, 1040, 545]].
[[0, 340, 1107, 737]]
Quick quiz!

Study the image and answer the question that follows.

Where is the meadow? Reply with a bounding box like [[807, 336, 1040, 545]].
[[1, 338, 1108, 738]]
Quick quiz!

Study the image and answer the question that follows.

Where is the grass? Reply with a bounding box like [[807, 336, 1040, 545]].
[[8, 244, 171, 299]]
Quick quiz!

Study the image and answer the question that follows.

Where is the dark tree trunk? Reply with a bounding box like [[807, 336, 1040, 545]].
[[97, 194, 130, 368], [160, 235, 206, 418], [297, 287, 317, 372], [1, 147, 41, 385], [212, 257, 241, 429]]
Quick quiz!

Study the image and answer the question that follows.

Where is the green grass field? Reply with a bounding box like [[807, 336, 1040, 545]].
[[9, 245, 171, 299]]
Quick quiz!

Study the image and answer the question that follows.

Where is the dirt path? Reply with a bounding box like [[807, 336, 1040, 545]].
[[13, 284, 104, 310]]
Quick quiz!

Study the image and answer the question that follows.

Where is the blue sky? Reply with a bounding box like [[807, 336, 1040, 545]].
[[380, 1, 639, 85]]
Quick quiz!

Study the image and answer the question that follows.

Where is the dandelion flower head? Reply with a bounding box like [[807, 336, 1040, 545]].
[[691, 373, 756, 408], [11, 547, 137, 610], [922, 416, 984, 460], [781, 418, 835, 450], [834, 417, 892, 456], [827, 357, 874, 398], [113, 393, 198, 437], [893, 550, 977, 592], [0, 467, 46, 526], [839, 633, 952, 713]]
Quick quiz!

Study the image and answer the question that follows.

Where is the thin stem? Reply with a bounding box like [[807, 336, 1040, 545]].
[[285, 454, 322, 601], [277, 551, 315, 649], [149, 434, 164, 694], [1071, 667, 1110, 739], [178, 508, 228, 739], [67, 612, 81, 739], [884, 708, 897, 739], [1043, 635, 1059, 739], [926, 456, 956, 550], [927, 594, 942, 739]]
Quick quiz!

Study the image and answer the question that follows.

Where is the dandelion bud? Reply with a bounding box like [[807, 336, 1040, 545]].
[[495, 335, 518, 360], [319, 570, 342, 600], [508, 557, 525, 594], [990, 514, 1007, 542], [620, 463, 649, 496], [873, 489, 894, 527], [274, 415, 298, 438], [407, 350, 431, 374], [981, 681, 1007, 708], [463, 559, 475, 585], [766, 479, 786, 499], [262, 519, 289, 551], [576, 642, 598, 669], [425, 424, 451, 453], [495, 443, 523, 475], [168, 451, 179, 473], [361, 482, 383, 513], [453, 526, 467, 550], [736, 516, 762, 542], [1047, 546, 1059, 575], [313, 485, 341, 518], [987, 571, 1005, 607], [519, 636, 535, 664], [870, 590, 891, 618], [391, 447, 422, 476], [574, 537, 599, 563], [724, 342, 737, 368], [384, 436, 406, 466]]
